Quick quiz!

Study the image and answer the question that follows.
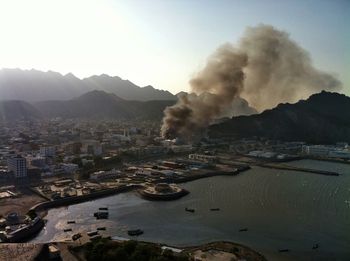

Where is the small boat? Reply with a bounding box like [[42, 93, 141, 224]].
[[99, 207, 108, 211], [210, 208, 220, 211], [64, 228, 72, 232], [128, 229, 144, 236], [278, 249, 289, 253], [67, 220, 76, 224], [312, 244, 319, 250], [239, 228, 248, 232], [185, 207, 195, 213], [94, 212, 109, 219], [97, 227, 106, 231]]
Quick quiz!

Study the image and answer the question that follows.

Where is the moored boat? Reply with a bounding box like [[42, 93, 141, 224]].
[[94, 212, 109, 219], [128, 229, 144, 236], [185, 207, 195, 213], [278, 249, 289, 252], [97, 227, 106, 231]]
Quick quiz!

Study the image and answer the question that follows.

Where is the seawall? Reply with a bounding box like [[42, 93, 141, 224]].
[[259, 163, 340, 176]]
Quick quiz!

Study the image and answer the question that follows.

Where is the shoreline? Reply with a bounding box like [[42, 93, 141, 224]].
[[22, 168, 248, 243], [182, 240, 268, 261], [105, 239, 268, 261], [19, 157, 340, 244], [32, 167, 248, 215]]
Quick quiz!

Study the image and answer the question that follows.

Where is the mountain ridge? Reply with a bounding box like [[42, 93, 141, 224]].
[[32, 90, 175, 121], [209, 91, 350, 143], [0, 68, 176, 102]]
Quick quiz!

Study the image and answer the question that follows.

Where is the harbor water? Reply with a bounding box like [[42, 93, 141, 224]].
[[32, 160, 350, 260]]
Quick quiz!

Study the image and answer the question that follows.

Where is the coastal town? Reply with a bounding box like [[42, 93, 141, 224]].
[[0, 118, 350, 260]]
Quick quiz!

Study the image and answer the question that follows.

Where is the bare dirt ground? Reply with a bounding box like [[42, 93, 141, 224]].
[[0, 243, 43, 261], [0, 188, 46, 217]]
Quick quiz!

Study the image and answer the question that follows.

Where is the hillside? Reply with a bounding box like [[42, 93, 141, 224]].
[[83, 74, 175, 101], [209, 91, 350, 143], [0, 68, 176, 102], [33, 90, 175, 120], [0, 101, 42, 122]]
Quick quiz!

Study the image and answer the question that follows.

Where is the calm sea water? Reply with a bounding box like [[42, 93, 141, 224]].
[[32, 160, 350, 260]]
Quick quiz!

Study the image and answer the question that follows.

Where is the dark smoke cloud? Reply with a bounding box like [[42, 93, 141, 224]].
[[161, 24, 342, 139]]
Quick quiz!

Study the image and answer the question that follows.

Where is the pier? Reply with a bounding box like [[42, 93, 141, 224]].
[[258, 163, 340, 176]]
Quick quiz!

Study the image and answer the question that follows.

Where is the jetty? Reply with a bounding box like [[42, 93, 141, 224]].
[[258, 163, 339, 176]]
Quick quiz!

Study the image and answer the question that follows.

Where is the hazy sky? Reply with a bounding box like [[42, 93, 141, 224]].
[[0, 0, 348, 95]]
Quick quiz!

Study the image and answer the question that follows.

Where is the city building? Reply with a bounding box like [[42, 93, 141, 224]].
[[302, 145, 350, 159], [61, 163, 79, 174], [7, 155, 27, 178], [81, 140, 103, 156], [40, 146, 56, 157]]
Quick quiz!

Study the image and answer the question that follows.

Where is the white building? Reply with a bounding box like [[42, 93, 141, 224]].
[[302, 145, 350, 159], [302, 145, 331, 156], [81, 140, 102, 156], [329, 150, 350, 159], [7, 155, 27, 178]]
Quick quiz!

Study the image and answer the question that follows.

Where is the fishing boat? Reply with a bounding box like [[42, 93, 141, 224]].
[[128, 229, 144, 236], [94, 212, 109, 219], [97, 227, 106, 231], [278, 249, 289, 252], [185, 207, 195, 213]]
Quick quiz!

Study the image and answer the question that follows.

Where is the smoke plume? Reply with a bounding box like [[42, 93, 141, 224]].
[[161, 24, 342, 139]]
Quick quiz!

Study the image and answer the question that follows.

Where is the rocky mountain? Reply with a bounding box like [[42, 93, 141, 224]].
[[33, 90, 175, 120], [83, 75, 176, 101], [209, 91, 350, 143], [0, 68, 176, 102]]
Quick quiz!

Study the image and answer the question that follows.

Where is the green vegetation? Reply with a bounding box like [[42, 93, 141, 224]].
[[84, 239, 190, 261]]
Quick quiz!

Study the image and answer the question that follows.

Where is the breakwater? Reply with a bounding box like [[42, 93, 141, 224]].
[[174, 167, 248, 184], [258, 163, 340, 176]]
